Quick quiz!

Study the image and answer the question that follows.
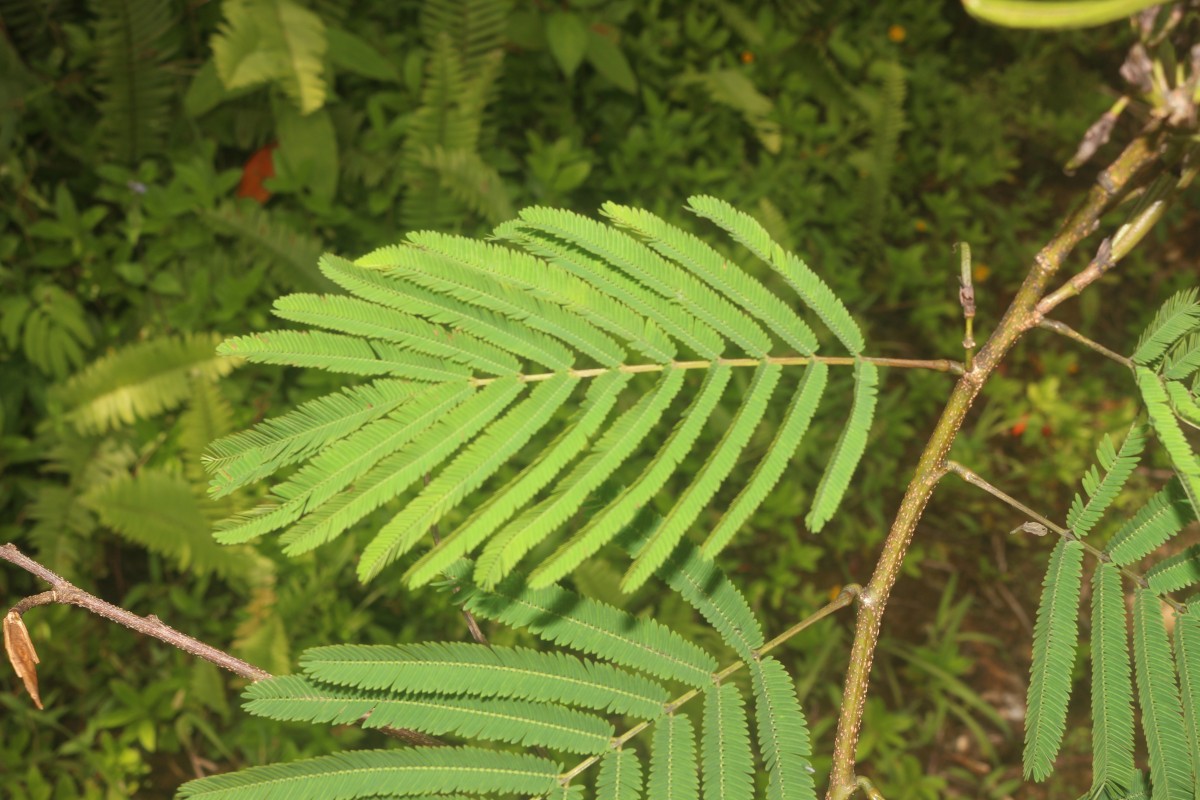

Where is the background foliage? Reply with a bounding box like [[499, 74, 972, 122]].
[[1, 0, 1196, 797]]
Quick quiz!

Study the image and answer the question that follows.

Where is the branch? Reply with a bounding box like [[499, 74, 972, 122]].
[[0, 543, 443, 747], [1037, 318, 1133, 368], [945, 461, 1188, 615], [826, 130, 1166, 800]]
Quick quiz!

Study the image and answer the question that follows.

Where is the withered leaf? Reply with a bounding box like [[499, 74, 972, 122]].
[[4, 611, 42, 709]]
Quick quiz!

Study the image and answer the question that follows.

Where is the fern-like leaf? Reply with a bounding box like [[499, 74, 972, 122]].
[[418, 145, 514, 225], [1090, 562, 1136, 796], [243, 675, 613, 754], [212, 199, 869, 587], [404, 230, 674, 364], [750, 656, 816, 800], [405, 372, 630, 587], [686, 195, 864, 354], [87, 470, 250, 582], [533, 365, 732, 590], [1164, 334, 1200, 381], [598, 747, 643, 800], [495, 217, 720, 360], [455, 569, 719, 687], [1131, 589, 1193, 800], [644, 534, 764, 662], [218, 329, 473, 381], [202, 203, 328, 291], [1023, 538, 1084, 781], [176, 748, 560, 799], [359, 375, 575, 580], [299, 642, 667, 718], [1146, 545, 1200, 594], [806, 359, 879, 532], [649, 712, 699, 800], [56, 333, 235, 434], [1132, 289, 1200, 366], [357, 244, 626, 368], [702, 683, 754, 800], [272, 293, 520, 376], [474, 369, 685, 588], [603, 202, 814, 356], [285, 378, 523, 561], [1068, 423, 1146, 537], [419, 0, 509, 75], [213, 383, 474, 544], [91, 0, 177, 163], [497, 209, 726, 358], [623, 363, 781, 591], [703, 362, 828, 555], [321, 253, 574, 370], [1136, 367, 1200, 516], [1105, 481, 1196, 566], [205, 379, 424, 496]]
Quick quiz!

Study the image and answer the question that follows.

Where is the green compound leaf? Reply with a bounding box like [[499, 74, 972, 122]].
[[209, 200, 869, 588]]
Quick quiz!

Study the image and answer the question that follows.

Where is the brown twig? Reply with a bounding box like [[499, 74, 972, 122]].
[[0, 543, 444, 747]]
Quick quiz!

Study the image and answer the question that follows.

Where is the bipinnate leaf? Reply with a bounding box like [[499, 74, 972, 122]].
[[654, 540, 764, 661], [1146, 544, 1200, 595], [686, 195, 864, 354], [4, 611, 42, 710], [1024, 538, 1084, 781], [210, 198, 870, 588], [704, 361, 828, 555]]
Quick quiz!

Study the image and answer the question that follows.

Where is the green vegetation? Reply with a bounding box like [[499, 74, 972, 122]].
[[2, 1, 1198, 798]]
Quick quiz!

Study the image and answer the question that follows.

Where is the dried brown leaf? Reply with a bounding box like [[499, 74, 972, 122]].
[[4, 611, 42, 709]]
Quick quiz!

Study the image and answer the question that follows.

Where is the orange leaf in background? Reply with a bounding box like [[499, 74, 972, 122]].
[[237, 143, 278, 204], [1010, 415, 1029, 437], [4, 611, 42, 709]]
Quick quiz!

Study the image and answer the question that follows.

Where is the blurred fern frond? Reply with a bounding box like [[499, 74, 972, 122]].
[[90, 0, 179, 163], [53, 333, 237, 435]]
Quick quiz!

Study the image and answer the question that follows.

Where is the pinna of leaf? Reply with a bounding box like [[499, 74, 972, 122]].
[[205, 196, 903, 590]]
